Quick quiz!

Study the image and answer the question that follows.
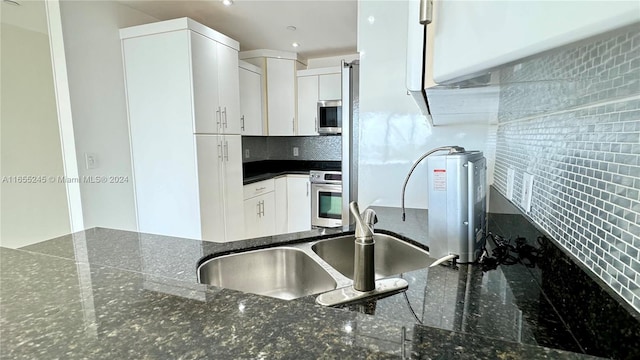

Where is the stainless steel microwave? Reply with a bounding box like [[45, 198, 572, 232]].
[[317, 100, 342, 134]]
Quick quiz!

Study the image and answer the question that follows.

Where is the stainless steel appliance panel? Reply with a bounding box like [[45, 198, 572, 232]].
[[317, 100, 342, 134], [311, 170, 343, 228], [427, 151, 486, 263]]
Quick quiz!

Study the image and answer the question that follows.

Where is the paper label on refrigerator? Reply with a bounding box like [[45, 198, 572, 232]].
[[433, 169, 446, 191]]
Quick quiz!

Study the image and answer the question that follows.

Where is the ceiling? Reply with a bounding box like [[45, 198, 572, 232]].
[[118, 0, 358, 59]]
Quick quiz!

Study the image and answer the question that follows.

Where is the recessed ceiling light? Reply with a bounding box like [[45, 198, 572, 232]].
[[222, 0, 233, 6], [286, 26, 297, 31], [292, 42, 300, 48]]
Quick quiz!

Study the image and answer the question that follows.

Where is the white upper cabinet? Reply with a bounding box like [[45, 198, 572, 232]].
[[411, 0, 640, 84], [238, 61, 264, 136], [239, 50, 307, 136], [296, 75, 318, 136], [216, 44, 241, 134], [318, 73, 341, 101], [266, 57, 296, 135], [190, 31, 220, 134], [296, 67, 341, 136]]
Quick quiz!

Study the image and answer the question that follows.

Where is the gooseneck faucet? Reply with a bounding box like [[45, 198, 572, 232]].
[[350, 202, 377, 292]]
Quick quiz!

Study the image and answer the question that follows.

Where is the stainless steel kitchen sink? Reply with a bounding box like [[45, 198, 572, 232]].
[[198, 247, 337, 300], [311, 234, 432, 280], [197, 233, 433, 303]]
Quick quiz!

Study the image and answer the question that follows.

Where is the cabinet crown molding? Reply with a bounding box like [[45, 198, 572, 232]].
[[297, 66, 341, 77], [120, 17, 239, 51], [239, 49, 307, 66]]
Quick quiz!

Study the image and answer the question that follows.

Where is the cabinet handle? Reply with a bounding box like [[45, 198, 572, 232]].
[[222, 107, 228, 128], [241, 115, 245, 131], [216, 107, 221, 128], [255, 186, 266, 192], [292, 118, 295, 133], [256, 201, 261, 218], [315, 116, 318, 134], [224, 141, 229, 161], [217, 143, 222, 159], [419, 0, 433, 25], [306, 182, 309, 197]]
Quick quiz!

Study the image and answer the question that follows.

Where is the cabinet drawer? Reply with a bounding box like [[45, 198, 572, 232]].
[[243, 178, 275, 200]]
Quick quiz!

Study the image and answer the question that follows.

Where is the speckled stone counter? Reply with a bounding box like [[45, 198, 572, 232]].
[[242, 160, 340, 184], [3, 205, 633, 359]]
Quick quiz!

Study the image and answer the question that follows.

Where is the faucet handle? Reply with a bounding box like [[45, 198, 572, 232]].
[[350, 201, 376, 240], [362, 209, 378, 225]]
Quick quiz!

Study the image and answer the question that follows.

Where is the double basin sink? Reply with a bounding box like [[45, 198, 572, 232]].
[[197, 233, 433, 303]]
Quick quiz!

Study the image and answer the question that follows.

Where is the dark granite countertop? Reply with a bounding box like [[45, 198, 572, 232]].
[[3, 204, 636, 359], [243, 170, 310, 185], [243, 160, 341, 185]]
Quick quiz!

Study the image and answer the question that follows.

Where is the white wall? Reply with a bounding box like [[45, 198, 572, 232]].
[[59, 0, 158, 231], [356, 0, 496, 209], [0, 1, 71, 248]]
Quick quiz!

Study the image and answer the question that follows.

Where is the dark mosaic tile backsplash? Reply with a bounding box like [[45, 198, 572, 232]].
[[241, 135, 341, 163], [493, 27, 640, 313]]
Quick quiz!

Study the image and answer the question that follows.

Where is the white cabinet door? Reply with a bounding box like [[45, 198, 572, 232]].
[[430, 1, 639, 83], [239, 66, 264, 135], [124, 30, 203, 240], [220, 135, 245, 241], [266, 58, 295, 136], [318, 73, 341, 101], [190, 31, 219, 134], [286, 175, 311, 233], [196, 134, 245, 242], [217, 44, 241, 134], [195, 134, 226, 242], [296, 75, 318, 136], [274, 177, 288, 234], [191, 33, 240, 134], [244, 192, 276, 238]]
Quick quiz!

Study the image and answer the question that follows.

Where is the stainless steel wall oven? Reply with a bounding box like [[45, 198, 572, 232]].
[[310, 170, 342, 228]]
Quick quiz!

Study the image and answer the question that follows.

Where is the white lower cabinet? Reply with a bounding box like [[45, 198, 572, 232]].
[[243, 179, 276, 238], [286, 175, 311, 233], [243, 175, 311, 238], [274, 177, 288, 234]]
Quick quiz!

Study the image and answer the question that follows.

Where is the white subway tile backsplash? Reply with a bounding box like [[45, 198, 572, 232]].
[[494, 29, 640, 313]]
